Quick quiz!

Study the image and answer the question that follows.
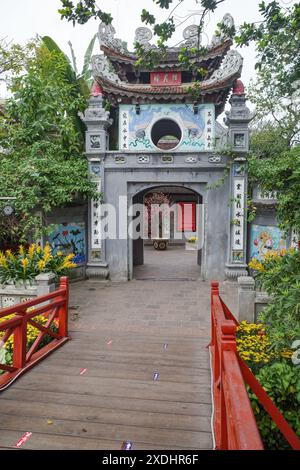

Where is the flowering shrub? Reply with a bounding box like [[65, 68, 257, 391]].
[[246, 248, 300, 448], [0, 243, 77, 285], [237, 321, 275, 371], [0, 311, 59, 371], [237, 321, 293, 371], [249, 248, 300, 352]]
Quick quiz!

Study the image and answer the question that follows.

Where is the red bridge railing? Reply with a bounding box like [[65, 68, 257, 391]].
[[0, 277, 69, 391], [210, 281, 300, 450]]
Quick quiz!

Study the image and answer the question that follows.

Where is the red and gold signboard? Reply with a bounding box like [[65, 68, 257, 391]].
[[150, 71, 182, 87]]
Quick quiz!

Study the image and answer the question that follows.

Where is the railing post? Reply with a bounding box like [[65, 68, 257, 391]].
[[13, 312, 27, 369], [238, 276, 255, 322], [219, 321, 237, 450], [58, 277, 69, 337], [210, 281, 219, 349], [35, 272, 56, 297]]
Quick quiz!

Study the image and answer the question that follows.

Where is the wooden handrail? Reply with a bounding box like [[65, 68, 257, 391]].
[[0, 277, 70, 391], [210, 281, 300, 451]]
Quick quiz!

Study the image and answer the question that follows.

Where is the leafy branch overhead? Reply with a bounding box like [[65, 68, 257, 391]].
[[58, 0, 112, 26], [58, 0, 300, 87]]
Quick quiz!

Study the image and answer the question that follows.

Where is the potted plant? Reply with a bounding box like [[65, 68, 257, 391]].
[[0, 243, 77, 287], [0, 243, 77, 307], [186, 235, 198, 251]]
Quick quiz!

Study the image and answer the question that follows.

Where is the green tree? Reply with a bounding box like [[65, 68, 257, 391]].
[[248, 71, 300, 147], [249, 138, 300, 234], [0, 39, 35, 79], [236, 1, 300, 96], [42, 34, 97, 138], [43, 34, 97, 100], [0, 42, 97, 245]]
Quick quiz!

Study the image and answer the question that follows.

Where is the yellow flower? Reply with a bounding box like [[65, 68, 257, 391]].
[[43, 253, 52, 263], [0, 314, 49, 354], [57, 251, 63, 257], [21, 258, 29, 272], [57, 259, 77, 271], [263, 250, 279, 260], [0, 252, 8, 269], [19, 245, 25, 256], [64, 253, 75, 261], [5, 249, 15, 261], [237, 320, 276, 365], [281, 350, 293, 359], [43, 244, 52, 263], [248, 258, 265, 272], [38, 260, 46, 271], [43, 243, 51, 255], [28, 244, 36, 259]]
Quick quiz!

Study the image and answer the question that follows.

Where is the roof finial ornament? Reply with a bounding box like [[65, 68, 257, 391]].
[[134, 27, 153, 48], [211, 13, 235, 47], [98, 22, 116, 46], [91, 81, 103, 97], [220, 13, 235, 39], [183, 25, 201, 48], [233, 79, 245, 95], [98, 21, 129, 55]]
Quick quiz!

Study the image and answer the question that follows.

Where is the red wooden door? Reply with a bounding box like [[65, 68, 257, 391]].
[[177, 202, 196, 232]]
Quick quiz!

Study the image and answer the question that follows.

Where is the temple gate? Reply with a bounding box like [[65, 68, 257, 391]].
[[81, 14, 253, 281]]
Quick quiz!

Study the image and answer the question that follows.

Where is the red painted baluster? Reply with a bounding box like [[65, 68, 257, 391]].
[[58, 277, 69, 338], [13, 311, 27, 369], [219, 322, 237, 450]]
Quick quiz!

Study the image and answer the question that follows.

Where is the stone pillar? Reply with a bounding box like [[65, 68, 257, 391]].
[[224, 86, 254, 281], [35, 273, 56, 297], [80, 87, 112, 281], [237, 276, 255, 322]]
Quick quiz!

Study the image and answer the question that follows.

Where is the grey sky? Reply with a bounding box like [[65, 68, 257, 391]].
[[0, 0, 295, 102]]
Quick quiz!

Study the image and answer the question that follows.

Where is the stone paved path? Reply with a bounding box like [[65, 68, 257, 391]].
[[134, 245, 201, 281], [0, 247, 238, 450]]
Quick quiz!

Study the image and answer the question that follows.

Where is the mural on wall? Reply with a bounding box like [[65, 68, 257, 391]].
[[119, 104, 215, 152], [250, 225, 286, 261], [48, 223, 86, 265]]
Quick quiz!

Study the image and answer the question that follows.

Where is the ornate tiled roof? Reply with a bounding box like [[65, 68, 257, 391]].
[[92, 49, 243, 112], [97, 14, 235, 69], [92, 14, 243, 114]]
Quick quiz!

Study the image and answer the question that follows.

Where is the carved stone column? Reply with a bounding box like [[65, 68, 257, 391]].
[[80, 86, 112, 281], [224, 86, 254, 280]]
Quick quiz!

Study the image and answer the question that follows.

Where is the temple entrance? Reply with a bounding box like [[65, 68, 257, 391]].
[[131, 186, 203, 281]]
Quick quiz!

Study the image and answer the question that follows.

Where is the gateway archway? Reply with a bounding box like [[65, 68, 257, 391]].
[[82, 17, 252, 282], [131, 185, 204, 281]]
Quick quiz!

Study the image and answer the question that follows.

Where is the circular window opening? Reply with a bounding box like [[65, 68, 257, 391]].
[[151, 119, 182, 151]]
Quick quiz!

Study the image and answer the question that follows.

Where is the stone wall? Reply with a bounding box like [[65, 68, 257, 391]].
[[238, 276, 271, 322], [102, 151, 230, 281], [0, 273, 56, 308]]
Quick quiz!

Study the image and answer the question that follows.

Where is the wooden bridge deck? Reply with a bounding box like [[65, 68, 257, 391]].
[[0, 265, 237, 450]]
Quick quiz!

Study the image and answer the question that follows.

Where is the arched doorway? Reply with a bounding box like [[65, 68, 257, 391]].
[[131, 185, 204, 281]]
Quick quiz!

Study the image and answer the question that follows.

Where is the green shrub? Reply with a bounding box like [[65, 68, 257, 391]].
[[249, 361, 300, 450], [250, 249, 300, 352]]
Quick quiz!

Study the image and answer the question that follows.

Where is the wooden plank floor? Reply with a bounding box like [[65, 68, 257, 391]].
[[0, 253, 234, 450]]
